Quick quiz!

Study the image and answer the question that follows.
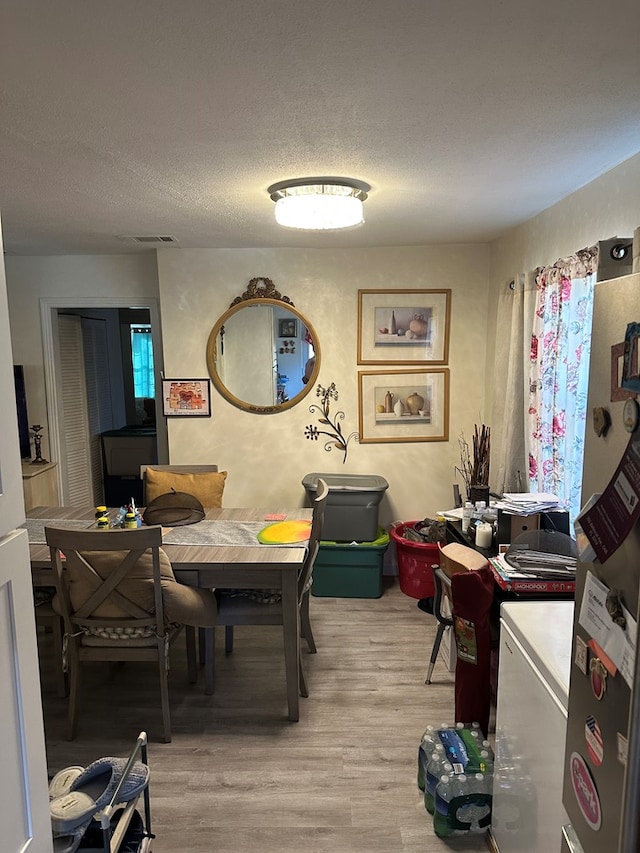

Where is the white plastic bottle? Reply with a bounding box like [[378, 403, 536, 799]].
[[417, 725, 438, 790], [458, 772, 493, 833], [424, 745, 446, 813], [433, 774, 455, 837], [481, 739, 495, 762], [461, 502, 473, 534]]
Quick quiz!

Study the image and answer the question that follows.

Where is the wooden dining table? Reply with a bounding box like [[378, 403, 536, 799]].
[[27, 505, 312, 722]]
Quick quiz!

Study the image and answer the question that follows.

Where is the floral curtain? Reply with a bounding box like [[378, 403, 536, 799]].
[[527, 246, 598, 522]]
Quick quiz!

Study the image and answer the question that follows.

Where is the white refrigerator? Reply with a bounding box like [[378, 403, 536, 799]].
[[491, 600, 574, 853], [0, 215, 53, 851]]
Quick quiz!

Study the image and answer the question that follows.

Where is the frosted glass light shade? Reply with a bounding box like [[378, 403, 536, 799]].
[[268, 178, 370, 231]]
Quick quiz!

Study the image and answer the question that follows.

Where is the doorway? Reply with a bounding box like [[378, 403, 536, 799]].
[[40, 297, 168, 506]]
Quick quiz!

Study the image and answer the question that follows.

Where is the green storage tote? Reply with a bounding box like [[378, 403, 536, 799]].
[[311, 528, 390, 598]]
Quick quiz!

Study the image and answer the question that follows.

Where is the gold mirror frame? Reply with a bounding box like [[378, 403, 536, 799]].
[[206, 277, 321, 414]]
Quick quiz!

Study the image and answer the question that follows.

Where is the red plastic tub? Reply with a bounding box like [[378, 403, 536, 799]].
[[390, 522, 440, 599]]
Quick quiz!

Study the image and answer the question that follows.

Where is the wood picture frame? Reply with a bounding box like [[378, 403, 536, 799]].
[[162, 379, 212, 417], [611, 341, 637, 402], [358, 368, 449, 443], [278, 318, 298, 338], [357, 289, 451, 364]]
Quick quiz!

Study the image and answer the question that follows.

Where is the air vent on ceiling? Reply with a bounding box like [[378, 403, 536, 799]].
[[117, 235, 179, 245]]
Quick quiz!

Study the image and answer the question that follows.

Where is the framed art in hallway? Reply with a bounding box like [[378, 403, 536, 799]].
[[278, 317, 298, 338], [162, 379, 211, 417], [358, 368, 449, 443], [357, 288, 451, 364]]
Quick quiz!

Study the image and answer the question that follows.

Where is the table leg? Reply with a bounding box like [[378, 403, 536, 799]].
[[281, 570, 300, 722], [204, 627, 215, 695]]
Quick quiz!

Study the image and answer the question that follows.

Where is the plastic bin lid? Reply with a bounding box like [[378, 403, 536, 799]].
[[302, 472, 389, 492]]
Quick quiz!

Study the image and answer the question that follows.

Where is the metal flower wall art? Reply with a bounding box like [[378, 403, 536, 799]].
[[304, 383, 359, 464]]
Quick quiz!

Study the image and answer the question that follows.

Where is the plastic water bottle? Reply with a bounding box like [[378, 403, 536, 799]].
[[425, 754, 453, 814], [437, 727, 469, 774], [424, 746, 446, 813], [455, 772, 493, 833], [417, 725, 438, 790], [433, 774, 455, 837], [461, 502, 473, 534], [482, 739, 495, 760]]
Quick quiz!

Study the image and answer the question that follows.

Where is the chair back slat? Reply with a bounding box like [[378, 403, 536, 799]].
[[44, 524, 167, 633], [297, 478, 329, 602], [72, 549, 152, 620]]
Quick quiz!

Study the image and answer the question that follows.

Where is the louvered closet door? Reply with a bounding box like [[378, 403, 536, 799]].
[[81, 317, 113, 505], [57, 314, 94, 505]]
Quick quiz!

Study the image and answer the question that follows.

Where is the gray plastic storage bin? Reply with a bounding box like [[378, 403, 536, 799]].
[[302, 472, 389, 542]]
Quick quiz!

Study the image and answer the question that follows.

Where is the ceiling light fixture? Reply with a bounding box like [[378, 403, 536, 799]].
[[267, 177, 371, 231]]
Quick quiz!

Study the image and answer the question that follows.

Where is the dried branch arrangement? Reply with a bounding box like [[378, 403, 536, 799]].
[[456, 423, 491, 494]]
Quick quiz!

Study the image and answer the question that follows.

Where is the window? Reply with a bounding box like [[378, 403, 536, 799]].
[[130, 324, 154, 398]]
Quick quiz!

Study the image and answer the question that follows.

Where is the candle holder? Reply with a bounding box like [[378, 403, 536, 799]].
[[30, 424, 49, 464]]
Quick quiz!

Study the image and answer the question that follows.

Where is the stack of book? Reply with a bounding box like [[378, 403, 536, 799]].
[[489, 551, 576, 594]]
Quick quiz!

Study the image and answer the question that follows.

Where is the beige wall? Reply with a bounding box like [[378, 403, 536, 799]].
[[6, 246, 490, 526], [485, 152, 640, 474], [7, 151, 639, 528], [156, 246, 490, 526], [6, 254, 160, 461]]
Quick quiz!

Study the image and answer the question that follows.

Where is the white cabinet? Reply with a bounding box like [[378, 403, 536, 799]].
[[22, 461, 59, 510], [491, 601, 573, 853]]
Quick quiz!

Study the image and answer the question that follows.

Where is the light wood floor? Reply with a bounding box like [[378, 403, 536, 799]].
[[38, 578, 491, 852]]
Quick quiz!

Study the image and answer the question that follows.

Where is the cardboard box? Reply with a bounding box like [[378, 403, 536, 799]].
[[496, 508, 570, 546]]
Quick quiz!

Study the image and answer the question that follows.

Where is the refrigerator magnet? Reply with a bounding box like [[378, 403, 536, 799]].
[[590, 657, 608, 700], [585, 715, 604, 766], [617, 732, 628, 766], [574, 635, 588, 674], [622, 397, 639, 433], [569, 752, 602, 831], [593, 406, 611, 437]]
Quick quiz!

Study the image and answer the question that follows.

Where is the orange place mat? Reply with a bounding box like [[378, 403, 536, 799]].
[[257, 520, 312, 545]]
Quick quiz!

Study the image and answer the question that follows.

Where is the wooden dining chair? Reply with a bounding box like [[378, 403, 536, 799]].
[[34, 588, 67, 698], [141, 464, 227, 666], [214, 478, 329, 698], [44, 524, 215, 743]]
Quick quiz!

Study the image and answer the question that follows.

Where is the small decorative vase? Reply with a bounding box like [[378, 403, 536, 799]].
[[409, 314, 428, 337], [405, 391, 425, 415], [469, 484, 490, 506], [394, 399, 404, 417]]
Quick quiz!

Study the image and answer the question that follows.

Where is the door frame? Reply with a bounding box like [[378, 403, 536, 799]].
[[39, 297, 168, 502]]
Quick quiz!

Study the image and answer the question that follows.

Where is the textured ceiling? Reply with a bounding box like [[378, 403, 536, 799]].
[[1, 0, 640, 255]]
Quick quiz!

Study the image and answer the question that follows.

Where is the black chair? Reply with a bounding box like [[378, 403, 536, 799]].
[[425, 567, 454, 684]]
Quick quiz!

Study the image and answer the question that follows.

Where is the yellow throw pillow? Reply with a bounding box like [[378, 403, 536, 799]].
[[145, 469, 227, 508]]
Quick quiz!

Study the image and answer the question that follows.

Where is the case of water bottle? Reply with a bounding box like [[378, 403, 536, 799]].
[[417, 722, 493, 838]]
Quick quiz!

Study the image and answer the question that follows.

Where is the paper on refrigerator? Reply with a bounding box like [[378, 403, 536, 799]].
[[579, 570, 637, 689]]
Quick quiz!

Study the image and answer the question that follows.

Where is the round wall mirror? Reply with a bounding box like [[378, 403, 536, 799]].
[[206, 279, 321, 413]]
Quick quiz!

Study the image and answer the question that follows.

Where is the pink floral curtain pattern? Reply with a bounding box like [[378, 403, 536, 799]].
[[528, 246, 598, 522]]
